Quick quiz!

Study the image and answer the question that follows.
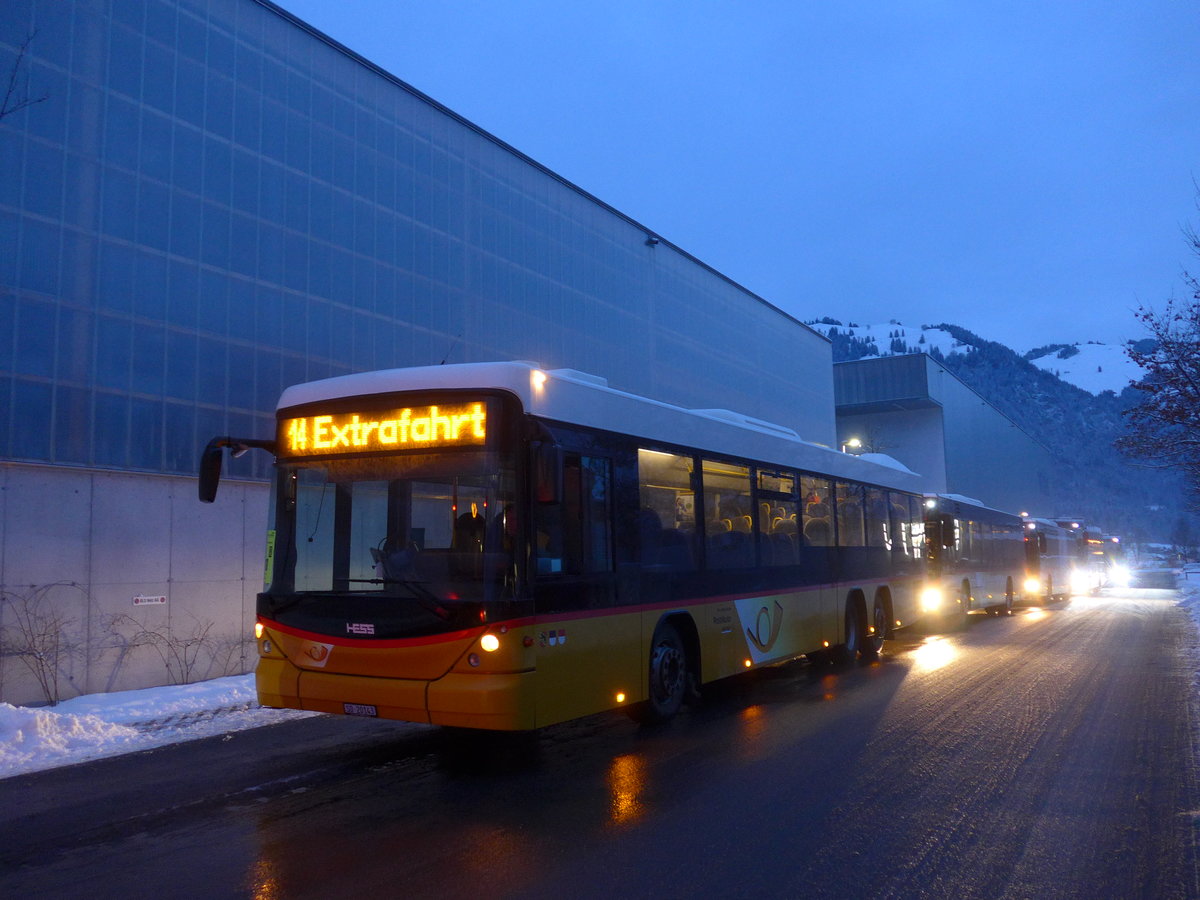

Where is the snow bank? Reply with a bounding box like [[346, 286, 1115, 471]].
[[0, 704, 146, 776], [1178, 566, 1200, 621], [0, 674, 317, 779]]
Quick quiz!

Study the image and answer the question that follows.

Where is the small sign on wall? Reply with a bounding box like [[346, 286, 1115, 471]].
[[133, 595, 168, 606]]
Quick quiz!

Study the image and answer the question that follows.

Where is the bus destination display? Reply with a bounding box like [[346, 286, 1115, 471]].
[[279, 402, 487, 457]]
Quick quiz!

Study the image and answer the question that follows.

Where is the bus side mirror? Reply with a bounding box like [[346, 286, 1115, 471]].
[[199, 438, 226, 503], [534, 441, 562, 504], [198, 436, 277, 502]]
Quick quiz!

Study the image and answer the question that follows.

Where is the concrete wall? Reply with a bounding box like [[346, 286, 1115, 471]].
[[834, 355, 1058, 514], [932, 365, 1057, 513], [836, 405, 948, 492], [0, 463, 267, 705]]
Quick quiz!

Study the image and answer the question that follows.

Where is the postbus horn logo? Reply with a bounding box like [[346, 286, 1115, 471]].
[[747, 600, 784, 652]]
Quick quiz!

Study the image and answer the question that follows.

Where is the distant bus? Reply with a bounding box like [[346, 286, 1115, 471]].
[[200, 361, 931, 731], [1022, 517, 1075, 603], [1092, 533, 1131, 589], [919, 494, 1025, 624], [1054, 519, 1115, 594]]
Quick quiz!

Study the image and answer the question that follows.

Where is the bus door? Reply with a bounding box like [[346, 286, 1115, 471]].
[[798, 476, 839, 648], [531, 451, 636, 724]]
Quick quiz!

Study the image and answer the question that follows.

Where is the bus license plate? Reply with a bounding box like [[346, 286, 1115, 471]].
[[343, 703, 377, 717]]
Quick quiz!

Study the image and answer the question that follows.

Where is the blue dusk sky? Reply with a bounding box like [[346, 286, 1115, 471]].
[[280, 0, 1200, 351]]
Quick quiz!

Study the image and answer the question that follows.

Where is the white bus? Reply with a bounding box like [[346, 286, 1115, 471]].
[[919, 494, 1025, 624]]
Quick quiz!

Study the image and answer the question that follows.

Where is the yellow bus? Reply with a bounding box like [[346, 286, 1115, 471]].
[[200, 361, 929, 731]]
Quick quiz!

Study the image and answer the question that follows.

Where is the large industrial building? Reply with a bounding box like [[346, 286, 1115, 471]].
[[833, 354, 1056, 514], [0, 0, 837, 703]]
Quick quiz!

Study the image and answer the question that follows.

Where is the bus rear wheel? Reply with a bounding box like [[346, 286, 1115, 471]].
[[835, 597, 867, 664], [630, 620, 688, 724], [863, 596, 887, 659]]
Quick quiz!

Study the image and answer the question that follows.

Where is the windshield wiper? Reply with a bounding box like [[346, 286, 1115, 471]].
[[348, 577, 450, 620]]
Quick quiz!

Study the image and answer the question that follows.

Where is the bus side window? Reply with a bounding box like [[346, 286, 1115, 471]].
[[865, 487, 889, 549], [801, 476, 833, 547], [835, 482, 865, 547], [702, 457, 753, 569], [637, 449, 697, 570], [536, 453, 613, 575]]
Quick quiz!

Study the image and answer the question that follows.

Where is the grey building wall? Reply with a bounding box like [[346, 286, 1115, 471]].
[[834, 354, 1056, 514], [837, 406, 948, 492], [0, 0, 834, 702], [0, 464, 267, 703]]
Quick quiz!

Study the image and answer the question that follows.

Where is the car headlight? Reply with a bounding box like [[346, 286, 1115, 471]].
[[1108, 564, 1131, 588]]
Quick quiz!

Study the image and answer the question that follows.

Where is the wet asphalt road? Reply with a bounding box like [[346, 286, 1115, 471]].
[[3, 580, 1198, 899]]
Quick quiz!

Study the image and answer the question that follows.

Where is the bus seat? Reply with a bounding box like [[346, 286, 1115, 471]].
[[804, 519, 832, 546], [659, 528, 694, 569]]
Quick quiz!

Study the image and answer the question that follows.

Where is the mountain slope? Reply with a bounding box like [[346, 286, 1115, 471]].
[[807, 320, 1187, 543]]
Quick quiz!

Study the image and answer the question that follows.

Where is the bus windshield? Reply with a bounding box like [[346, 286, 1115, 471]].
[[271, 450, 519, 620]]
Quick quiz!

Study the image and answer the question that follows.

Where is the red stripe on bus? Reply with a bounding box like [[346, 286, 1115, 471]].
[[262, 574, 921, 642]]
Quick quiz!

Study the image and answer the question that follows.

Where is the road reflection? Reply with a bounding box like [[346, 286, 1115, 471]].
[[249, 857, 283, 900], [911, 635, 958, 672], [607, 753, 648, 825]]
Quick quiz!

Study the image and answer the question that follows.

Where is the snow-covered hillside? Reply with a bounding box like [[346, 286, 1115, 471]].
[[1025, 342, 1145, 395], [808, 321, 1145, 396]]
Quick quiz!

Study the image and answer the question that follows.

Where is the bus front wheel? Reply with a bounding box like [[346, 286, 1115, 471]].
[[630, 620, 688, 725]]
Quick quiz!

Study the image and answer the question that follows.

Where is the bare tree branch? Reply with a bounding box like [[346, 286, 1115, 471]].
[[1, 30, 48, 122]]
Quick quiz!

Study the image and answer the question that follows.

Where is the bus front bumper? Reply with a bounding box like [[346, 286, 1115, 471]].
[[256, 658, 537, 731]]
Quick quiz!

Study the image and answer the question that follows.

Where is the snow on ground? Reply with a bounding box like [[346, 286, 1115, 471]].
[[0, 675, 316, 779], [4, 572, 1199, 780]]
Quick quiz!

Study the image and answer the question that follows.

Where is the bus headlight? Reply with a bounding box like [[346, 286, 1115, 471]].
[[1070, 569, 1090, 594], [920, 586, 944, 613], [480, 633, 500, 652], [1023, 577, 1042, 594]]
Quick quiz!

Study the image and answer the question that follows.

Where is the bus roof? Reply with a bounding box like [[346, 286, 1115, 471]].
[[925, 493, 1022, 522], [277, 361, 925, 492]]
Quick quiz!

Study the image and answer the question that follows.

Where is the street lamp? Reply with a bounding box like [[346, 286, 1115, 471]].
[[842, 437, 862, 454]]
